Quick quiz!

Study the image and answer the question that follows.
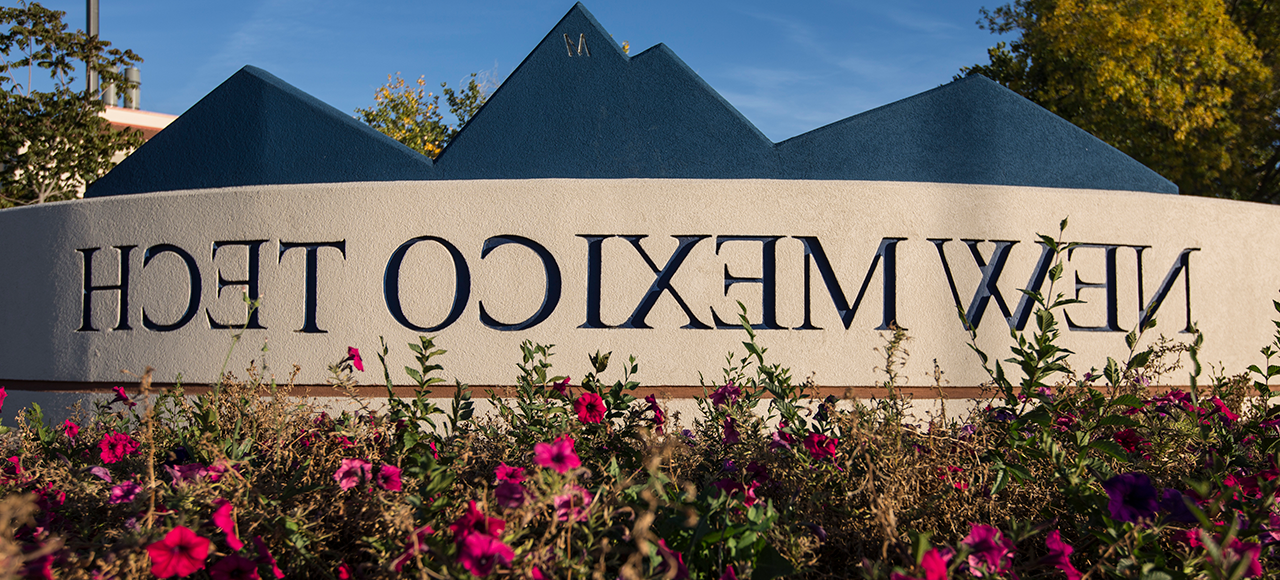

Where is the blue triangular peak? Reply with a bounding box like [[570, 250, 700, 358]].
[[86, 66, 436, 197], [86, 4, 1177, 195]]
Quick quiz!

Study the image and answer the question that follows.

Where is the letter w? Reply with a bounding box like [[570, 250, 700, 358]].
[[931, 239, 1052, 331]]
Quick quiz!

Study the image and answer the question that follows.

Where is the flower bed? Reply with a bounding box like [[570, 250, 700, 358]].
[[3, 223, 1280, 579]]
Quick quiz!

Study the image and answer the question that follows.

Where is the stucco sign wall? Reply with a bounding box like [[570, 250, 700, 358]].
[[2, 4, 1272, 394]]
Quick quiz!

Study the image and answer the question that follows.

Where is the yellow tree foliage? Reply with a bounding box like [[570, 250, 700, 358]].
[[964, 0, 1280, 201], [355, 72, 489, 159]]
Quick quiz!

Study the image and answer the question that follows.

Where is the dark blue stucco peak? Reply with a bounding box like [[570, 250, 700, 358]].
[[86, 4, 1177, 196], [85, 66, 436, 198]]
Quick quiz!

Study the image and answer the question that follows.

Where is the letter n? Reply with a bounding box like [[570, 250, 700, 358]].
[[1138, 248, 1199, 333]]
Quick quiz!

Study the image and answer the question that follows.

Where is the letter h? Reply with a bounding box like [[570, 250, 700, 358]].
[[78, 246, 135, 331]]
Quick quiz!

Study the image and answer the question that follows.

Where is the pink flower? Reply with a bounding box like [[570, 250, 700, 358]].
[[721, 565, 739, 580], [346, 347, 363, 372], [494, 463, 525, 483], [89, 466, 111, 482], [553, 485, 594, 522], [251, 536, 284, 579], [1044, 530, 1080, 580], [1113, 429, 1149, 454], [723, 416, 741, 445], [376, 464, 402, 492], [211, 499, 243, 551], [534, 436, 581, 474], [550, 376, 571, 396], [803, 432, 838, 461], [98, 431, 140, 464], [209, 554, 258, 580], [1224, 538, 1263, 578], [457, 533, 514, 576], [112, 385, 136, 408], [108, 480, 141, 504], [1209, 397, 1240, 424], [166, 463, 209, 485], [709, 382, 741, 407], [921, 548, 949, 580], [0, 386, 6, 413], [62, 419, 79, 439], [334, 458, 371, 491], [712, 479, 760, 506], [655, 539, 689, 579], [147, 526, 211, 578], [645, 394, 666, 433], [574, 392, 606, 423], [962, 524, 1014, 577], [391, 525, 434, 572], [450, 501, 506, 544]]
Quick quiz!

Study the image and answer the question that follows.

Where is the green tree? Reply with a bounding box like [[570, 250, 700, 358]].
[[962, 0, 1280, 202], [0, 1, 144, 207], [355, 72, 489, 159]]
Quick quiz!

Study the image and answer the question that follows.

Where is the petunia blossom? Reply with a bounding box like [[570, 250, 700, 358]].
[[111, 385, 136, 408], [108, 480, 141, 504], [553, 485, 594, 522], [645, 394, 666, 433], [334, 458, 372, 491], [534, 436, 581, 474], [961, 524, 1014, 577], [346, 347, 363, 372], [62, 419, 79, 439], [147, 526, 211, 578], [391, 525, 434, 573], [450, 501, 506, 544], [803, 433, 838, 461], [495, 480, 526, 509], [211, 499, 244, 551], [457, 533, 514, 577], [920, 548, 949, 580], [208, 554, 258, 580], [1102, 472, 1159, 523], [88, 466, 112, 482], [98, 431, 140, 464], [709, 382, 742, 407], [375, 464, 402, 492], [573, 392, 606, 424], [550, 376, 571, 396], [252, 536, 285, 579], [723, 416, 741, 445], [494, 463, 525, 483], [1043, 530, 1081, 580]]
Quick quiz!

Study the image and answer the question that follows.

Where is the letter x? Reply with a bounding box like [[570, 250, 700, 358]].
[[620, 235, 711, 329]]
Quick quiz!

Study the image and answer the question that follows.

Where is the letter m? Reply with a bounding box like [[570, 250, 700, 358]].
[[794, 237, 903, 330]]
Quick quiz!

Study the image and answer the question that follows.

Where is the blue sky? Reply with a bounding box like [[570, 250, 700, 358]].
[[29, 0, 1003, 142]]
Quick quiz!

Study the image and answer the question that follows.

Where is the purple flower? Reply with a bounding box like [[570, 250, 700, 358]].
[[494, 481, 526, 509], [709, 382, 741, 407], [88, 466, 112, 482], [1103, 472, 1159, 523], [1159, 488, 1198, 524], [723, 417, 741, 445], [108, 480, 141, 504], [961, 524, 1014, 577], [165, 463, 208, 485]]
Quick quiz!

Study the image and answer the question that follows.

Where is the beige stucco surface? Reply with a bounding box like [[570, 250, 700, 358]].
[[0, 179, 1274, 391]]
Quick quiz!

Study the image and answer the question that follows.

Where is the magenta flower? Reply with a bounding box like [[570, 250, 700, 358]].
[[534, 435, 581, 474], [390, 525, 434, 572], [334, 458, 371, 491], [98, 431, 140, 464], [108, 480, 141, 504], [1113, 429, 1149, 454], [211, 499, 243, 551], [346, 347, 363, 372], [450, 501, 506, 544], [251, 536, 285, 579], [209, 554, 258, 580], [803, 432, 838, 461], [723, 416, 741, 445], [645, 394, 666, 433], [574, 392, 606, 424], [0, 386, 6, 413], [553, 485, 594, 522], [166, 463, 209, 485], [770, 430, 794, 451], [921, 548, 949, 580], [147, 526, 211, 578], [62, 419, 79, 439], [1043, 531, 1080, 580], [713, 479, 760, 506], [721, 565, 739, 580], [494, 463, 525, 483], [376, 464, 402, 492], [1223, 538, 1263, 578], [1209, 397, 1240, 424], [457, 533, 514, 576], [550, 376, 571, 396], [111, 385, 136, 408], [1103, 472, 1159, 523], [655, 538, 689, 579], [962, 524, 1014, 577], [709, 382, 741, 407]]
